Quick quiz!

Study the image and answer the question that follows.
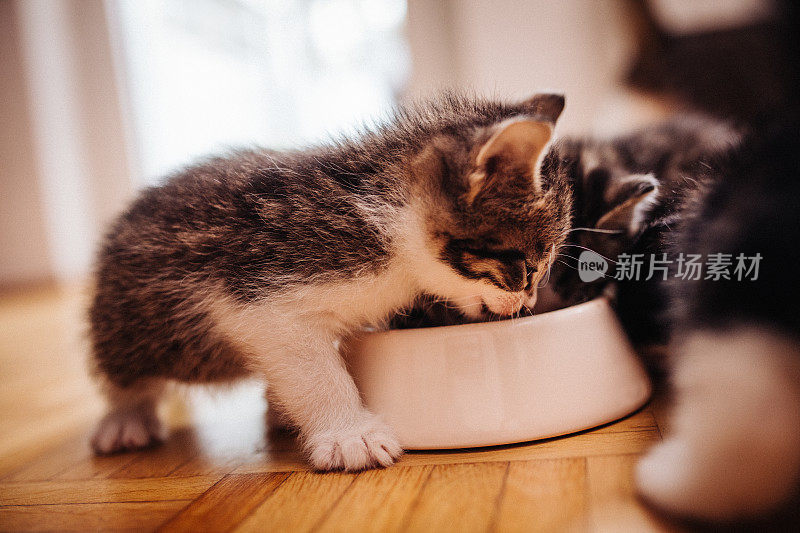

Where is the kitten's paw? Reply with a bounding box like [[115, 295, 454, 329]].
[[636, 436, 800, 521], [636, 330, 800, 521], [91, 409, 165, 454], [305, 418, 403, 471], [635, 439, 700, 515]]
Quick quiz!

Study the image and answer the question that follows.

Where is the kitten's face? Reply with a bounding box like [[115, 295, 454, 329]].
[[411, 95, 572, 319], [545, 142, 661, 309], [435, 216, 564, 319]]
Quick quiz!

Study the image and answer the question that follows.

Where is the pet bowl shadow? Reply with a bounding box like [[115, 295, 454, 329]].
[[342, 297, 651, 449]]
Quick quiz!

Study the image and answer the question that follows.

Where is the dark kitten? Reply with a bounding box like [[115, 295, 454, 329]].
[[544, 115, 740, 348], [636, 116, 800, 520], [549, 114, 800, 522], [620, 2, 800, 521], [400, 111, 800, 520], [89, 93, 573, 471]]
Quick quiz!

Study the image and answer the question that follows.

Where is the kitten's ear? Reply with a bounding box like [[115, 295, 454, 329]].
[[471, 119, 553, 197], [596, 174, 659, 235], [519, 93, 565, 124]]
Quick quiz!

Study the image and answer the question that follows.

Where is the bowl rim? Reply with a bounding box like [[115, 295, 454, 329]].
[[381, 296, 606, 336]]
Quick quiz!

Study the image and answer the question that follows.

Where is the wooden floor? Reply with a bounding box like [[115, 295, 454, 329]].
[[0, 284, 682, 532]]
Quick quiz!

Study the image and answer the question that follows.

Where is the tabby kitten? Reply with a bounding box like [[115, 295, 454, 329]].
[[89, 93, 572, 471]]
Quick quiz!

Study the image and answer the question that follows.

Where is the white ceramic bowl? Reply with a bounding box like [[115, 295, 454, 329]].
[[343, 298, 651, 449]]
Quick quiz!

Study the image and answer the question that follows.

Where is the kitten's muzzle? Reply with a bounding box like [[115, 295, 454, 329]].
[[484, 288, 535, 316]]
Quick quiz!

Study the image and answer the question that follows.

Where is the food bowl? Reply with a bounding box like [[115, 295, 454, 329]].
[[342, 297, 651, 449]]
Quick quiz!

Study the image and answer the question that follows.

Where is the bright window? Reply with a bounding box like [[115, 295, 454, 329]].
[[114, 0, 409, 184]]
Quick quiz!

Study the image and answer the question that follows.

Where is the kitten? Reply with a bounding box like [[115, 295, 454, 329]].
[[544, 115, 740, 348], [390, 113, 800, 519], [547, 116, 800, 520], [88, 93, 573, 471], [621, 2, 800, 519], [635, 116, 800, 520]]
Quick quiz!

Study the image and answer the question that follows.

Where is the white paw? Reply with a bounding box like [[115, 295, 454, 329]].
[[636, 438, 699, 515], [91, 409, 165, 454], [305, 417, 403, 471], [636, 435, 800, 521], [636, 329, 800, 520]]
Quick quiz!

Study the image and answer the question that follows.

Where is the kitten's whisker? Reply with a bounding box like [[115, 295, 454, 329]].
[[539, 263, 553, 287], [560, 244, 619, 264], [556, 260, 580, 272], [568, 227, 626, 235]]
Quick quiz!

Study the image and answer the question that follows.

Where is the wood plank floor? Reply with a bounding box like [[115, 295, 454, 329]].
[[0, 284, 681, 532]]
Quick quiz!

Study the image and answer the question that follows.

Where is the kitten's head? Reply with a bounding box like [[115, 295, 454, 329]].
[[407, 94, 572, 319], [543, 140, 661, 309]]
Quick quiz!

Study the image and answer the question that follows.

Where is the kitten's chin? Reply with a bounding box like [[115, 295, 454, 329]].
[[448, 290, 532, 321], [483, 292, 529, 317], [524, 291, 538, 312]]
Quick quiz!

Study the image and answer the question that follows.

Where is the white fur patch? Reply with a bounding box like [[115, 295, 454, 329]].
[[637, 327, 800, 520], [305, 416, 403, 471], [201, 199, 535, 469]]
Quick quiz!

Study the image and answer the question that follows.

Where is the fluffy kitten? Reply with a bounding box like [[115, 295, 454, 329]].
[[544, 115, 739, 348], [543, 116, 800, 520], [89, 93, 572, 471], [635, 116, 800, 521], [390, 114, 800, 520]]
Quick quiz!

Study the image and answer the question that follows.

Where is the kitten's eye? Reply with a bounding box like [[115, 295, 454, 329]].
[[444, 239, 532, 291]]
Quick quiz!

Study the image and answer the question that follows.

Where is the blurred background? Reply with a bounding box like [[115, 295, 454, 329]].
[[0, 0, 794, 288]]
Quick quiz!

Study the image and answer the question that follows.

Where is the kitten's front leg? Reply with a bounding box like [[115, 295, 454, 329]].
[[265, 390, 292, 430], [251, 329, 402, 471]]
